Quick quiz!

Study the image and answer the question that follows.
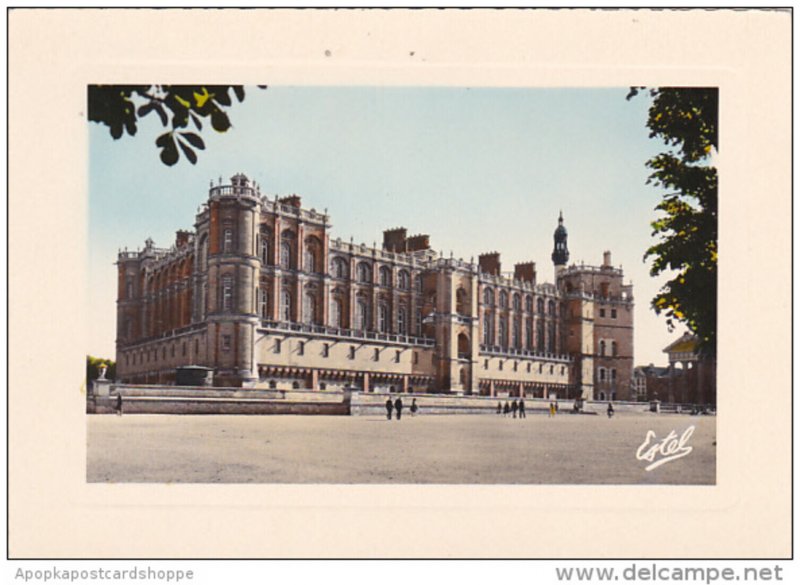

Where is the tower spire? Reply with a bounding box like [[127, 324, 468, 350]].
[[552, 212, 569, 279]]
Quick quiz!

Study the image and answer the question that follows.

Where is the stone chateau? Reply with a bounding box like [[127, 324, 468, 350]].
[[116, 173, 634, 400]]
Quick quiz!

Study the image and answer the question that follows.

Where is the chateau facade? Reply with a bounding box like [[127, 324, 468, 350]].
[[116, 173, 634, 400]]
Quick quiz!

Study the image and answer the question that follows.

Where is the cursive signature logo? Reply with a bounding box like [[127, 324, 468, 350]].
[[636, 426, 695, 471]]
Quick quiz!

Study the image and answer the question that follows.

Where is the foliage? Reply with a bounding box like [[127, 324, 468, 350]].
[[628, 87, 718, 357], [87, 355, 116, 385], [88, 85, 265, 166]]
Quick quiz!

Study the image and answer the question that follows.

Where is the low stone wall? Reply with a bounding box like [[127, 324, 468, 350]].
[[88, 384, 349, 416], [86, 383, 680, 417]]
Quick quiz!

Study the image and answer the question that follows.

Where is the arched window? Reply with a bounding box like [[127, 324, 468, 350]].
[[331, 257, 348, 279], [378, 302, 389, 333], [498, 317, 507, 348], [512, 320, 520, 348], [525, 320, 533, 349], [499, 290, 508, 309], [547, 324, 555, 353], [536, 320, 544, 349], [260, 232, 270, 264], [513, 293, 521, 311], [303, 291, 316, 324], [456, 288, 467, 315], [280, 241, 291, 269], [356, 299, 368, 331], [599, 367, 606, 381], [379, 266, 392, 287], [398, 270, 410, 289], [548, 300, 556, 315], [611, 341, 618, 356], [483, 313, 492, 345], [329, 297, 342, 328], [525, 295, 533, 313], [303, 248, 316, 273], [537, 298, 545, 314], [357, 262, 371, 284], [600, 340, 606, 356], [398, 305, 407, 334], [281, 289, 292, 322], [483, 287, 494, 307]]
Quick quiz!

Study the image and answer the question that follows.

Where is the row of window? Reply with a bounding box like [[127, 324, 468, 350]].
[[598, 340, 619, 357], [482, 288, 557, 314], [482, 359, 565, 376], [482, 314, 556, 352], [272, 339, 425, 365], [124, 338, 201, 367], [598, 307, 619, 319], [598, 367, 618, 382]]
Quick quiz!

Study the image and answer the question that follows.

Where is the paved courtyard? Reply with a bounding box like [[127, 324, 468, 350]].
[[86, 412, 716, 484]]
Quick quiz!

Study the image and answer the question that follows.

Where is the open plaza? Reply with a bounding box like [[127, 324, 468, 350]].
[[87, 411, 716, 484]]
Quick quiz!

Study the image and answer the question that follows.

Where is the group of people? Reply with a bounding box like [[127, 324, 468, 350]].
[[497, 399, 527, 418], [385, 396, 418, 420]]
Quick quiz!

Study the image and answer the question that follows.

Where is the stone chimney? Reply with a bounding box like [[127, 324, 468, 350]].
[[406, 234, 431, 252], [603, 251, 612, 268], [514, 262, 537, 284], [383, 227, 408, 252], [478, 252, 501, 275]]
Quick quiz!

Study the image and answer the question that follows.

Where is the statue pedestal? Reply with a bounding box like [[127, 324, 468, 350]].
[[93, 379, 111, 397]]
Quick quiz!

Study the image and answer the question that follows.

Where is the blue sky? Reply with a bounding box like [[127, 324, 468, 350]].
[[89, 85, 680, 365]]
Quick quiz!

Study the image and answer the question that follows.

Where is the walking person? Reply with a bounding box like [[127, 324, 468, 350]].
[[410, 398, 418, 416], [503, 401, 510, 417], [385, 396, 394, 420], [607, 401, 615, 419], [511, 399, 518, 419], [115, 392, 123, 416], [519, 398, 526, 419], [394, 396, 404, 420], [497, 401, 502, 415], [548, 401, 555, 418]]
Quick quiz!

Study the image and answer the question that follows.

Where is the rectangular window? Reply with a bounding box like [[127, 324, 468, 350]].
[[395, 350, 401, 363], [298, 341, 305, 356], [611, 369, 617, 381], [222, 335, 232, 352], [274, 339, 282, 354], [599, 308, 606, 318], [223, 227, 233, 253], [611, 309, 617, 319], [499, 360, 504, 371], [222, 276, 233, 311], [349, 346, 356, 360], [413, 352, 419, 365], [374, 348, 380, 361], [484, 359, 489, 370], [527, 363, 531, 373], [323, 343, 329, 358], [513, 361, 518, 372]]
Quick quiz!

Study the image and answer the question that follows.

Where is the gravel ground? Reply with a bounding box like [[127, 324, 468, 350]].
[[87, 412, 716, 484]]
